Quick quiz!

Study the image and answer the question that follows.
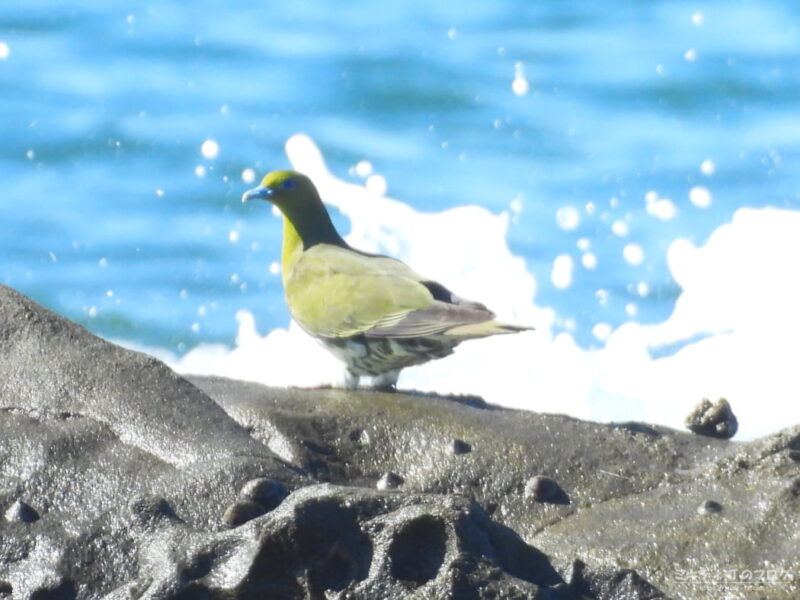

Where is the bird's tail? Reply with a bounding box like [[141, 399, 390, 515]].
[[445, 320, 534, 339]]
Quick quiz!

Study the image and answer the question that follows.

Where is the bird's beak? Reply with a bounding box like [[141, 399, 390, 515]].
[[241, 185, 274, 203]]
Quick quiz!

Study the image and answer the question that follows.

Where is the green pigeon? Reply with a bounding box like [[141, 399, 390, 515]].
[[242, 170, 532, 390]]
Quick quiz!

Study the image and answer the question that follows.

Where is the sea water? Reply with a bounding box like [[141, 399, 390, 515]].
[[2, 1, 799, 439]]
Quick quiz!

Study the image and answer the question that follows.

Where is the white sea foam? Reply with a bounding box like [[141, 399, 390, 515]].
[[200, 139, 220, 159], [646, 193, 677, 221], [551, 255, 574, 289], [689, 185, 712, 208], [581, 252, 598, 270], [512, 62, 530, 96], [241, 168, 256, 183], [160, 134, 800, 440], [623, 243, 645, 265], [556, 206, 580, 231]]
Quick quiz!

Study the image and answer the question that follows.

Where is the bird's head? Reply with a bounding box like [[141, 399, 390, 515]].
[[242, 170, 344, 247], [241, 170, 318, 209]]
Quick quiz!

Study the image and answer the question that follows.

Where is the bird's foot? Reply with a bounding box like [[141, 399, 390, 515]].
[[371, 383, 397, 393], [342, 369, 360, 390], [370, 370, 400, 392]]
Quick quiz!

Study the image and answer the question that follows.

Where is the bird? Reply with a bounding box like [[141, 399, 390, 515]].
[[242, 170, 532, 390]]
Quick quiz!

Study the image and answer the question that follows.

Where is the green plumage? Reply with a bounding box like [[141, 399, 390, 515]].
[[242, 170, 532, 389]]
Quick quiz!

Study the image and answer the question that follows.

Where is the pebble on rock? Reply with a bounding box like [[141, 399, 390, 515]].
[[129, 496, 179, 526], [524, 476, 561, 503], [222, 500, 267, 528], [4, 499, 39, 523], [377, 471, 404, 490], [685, 398, 738, 439], [697, 499, 723, 515], [239, 477, 289, 511], [451, 439, 472, 455], [349, 428, 371, 446]]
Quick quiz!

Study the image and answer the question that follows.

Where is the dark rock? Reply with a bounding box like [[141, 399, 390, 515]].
[[451, 438, 472, 455], [30, 579, 77, 600], [4, 500, 39, 523], [348, 428, 371, 446], [0, 285, 306, 598], [129, 496, 180, 528], [685, 398, 738, 439], [524, 476, 569, 504], [238, 477, 289, 511], [222, 500, 267, 527], [388, 515, 446, 584], [2, 284, 799, 599], [376, 471, 404, 490], [696, 499, 723, 515], [611, 421, 663, 436], [579, 565, 665, 600]]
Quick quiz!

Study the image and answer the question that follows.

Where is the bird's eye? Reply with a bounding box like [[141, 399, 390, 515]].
[[281, 178, 295, 190]]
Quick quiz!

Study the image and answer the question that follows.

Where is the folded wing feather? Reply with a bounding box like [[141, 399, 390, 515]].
[[286, 243, 531, 341]]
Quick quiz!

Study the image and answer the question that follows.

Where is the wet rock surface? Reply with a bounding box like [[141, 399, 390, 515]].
[[1, 284, 799, 599]]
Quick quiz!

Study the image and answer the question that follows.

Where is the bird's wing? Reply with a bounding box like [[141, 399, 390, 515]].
[[285, 244, 521, 340], [285, 244, 435, 338], [363, 300, 498, 338]]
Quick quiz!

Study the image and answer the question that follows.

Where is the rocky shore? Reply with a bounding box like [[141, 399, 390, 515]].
[[1, 284, 798, 599]]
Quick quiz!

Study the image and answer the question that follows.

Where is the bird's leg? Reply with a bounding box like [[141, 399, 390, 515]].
[[371, 370, 400, 392], [343, 368, 360, 390]]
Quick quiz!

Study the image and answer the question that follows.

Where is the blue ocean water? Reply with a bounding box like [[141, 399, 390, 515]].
[[2, 0, 799, 354]]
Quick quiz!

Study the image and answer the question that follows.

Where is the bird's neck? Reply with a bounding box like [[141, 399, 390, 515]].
[[280, 213, 346, 285], [281, 217, 305, 286]]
